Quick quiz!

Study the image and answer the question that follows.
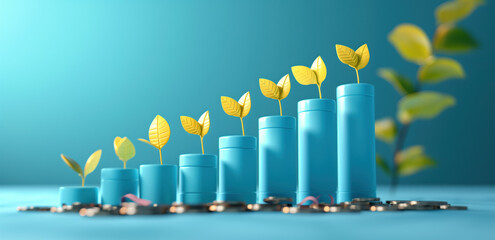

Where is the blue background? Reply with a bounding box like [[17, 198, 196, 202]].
[[0, 0, 493, 186]]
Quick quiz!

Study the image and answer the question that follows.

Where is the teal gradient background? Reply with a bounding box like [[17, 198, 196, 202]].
[[0, 0, 493, 185]]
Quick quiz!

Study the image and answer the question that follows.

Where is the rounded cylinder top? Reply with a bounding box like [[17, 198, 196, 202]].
[[139, 164, 177, 171], [219, 135, 257, 149], [298, 98, 336, 113], [259, 116, 296, 129], [101, 168, 139, 180], [336, 83, 374, 98], [180, 154, 217, 167]]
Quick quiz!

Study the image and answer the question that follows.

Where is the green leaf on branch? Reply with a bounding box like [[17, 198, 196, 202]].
[[375, 118, 398, 143], [434, 25, 478, 53], [435, 0, 484, 25], [396, 146, 436, 176], [378, 68, 415, 95], [376, 155, 391, 175], [398, 91, 456, 124], [418, 58, 465, 83], [388, 24, 433, 65]]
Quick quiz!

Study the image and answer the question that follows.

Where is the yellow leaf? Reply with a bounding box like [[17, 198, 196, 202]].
[[311, 56, 327, 84], [61, 154, 82, 176], [114, 136, 123, 155], [198, 111, 210, 137], [336, 44, 359, 68], [84, 149, 101, 178], [277, 74, 291, 100], [180, 116, 202, 136], [291, 66, 317, 85], [398, 91, 456, 124], [221, 96, 241, 117], [436, 0, 484, 25], [388, 24, 432, 64], [148, 115, 170, 149], [259, 78, 280, 99], [355, 44, 370, 70], [375, 118, 397, 143], [418, 57, 465, 83], [115, 137, 135, 162], [238, 91, 251, 118]]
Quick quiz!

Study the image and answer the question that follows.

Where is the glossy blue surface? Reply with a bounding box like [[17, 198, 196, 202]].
[[100, 168, 139, 206], [59, 186, 98, 206], [337, 84, 376, 202], [297, 99, 337, 204], [139, 164, 177, 205], [218, 136, 257, 203], [179, 154, 217, 204], [258, 116, 297, 203], [2, 186, 494, 240]]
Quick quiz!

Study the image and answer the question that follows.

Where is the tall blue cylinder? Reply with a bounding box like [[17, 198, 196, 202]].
[[179, 154, 217, 204], [218, 135, 257, 203], [336, 83, 376, 202], [297, 99, 337, 204], [258, 116, 297, 203], [59, 186, 98, 206], [139, 164, 177, 205], [100, 168, 139, 206]]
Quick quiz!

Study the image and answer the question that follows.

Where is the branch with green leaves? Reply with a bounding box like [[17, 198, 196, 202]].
[[61, 150, 102, 187]]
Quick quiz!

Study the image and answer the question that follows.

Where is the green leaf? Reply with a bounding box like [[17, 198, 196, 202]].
[[396, 146, 436, 176], [378, 68, 415, 95], [84, 149, 102, 178], [435, 0, 484, 25], [375, 118, 397, 143], [418, 58, 465, 83], [61, 154, 83, 176], [376, 155, 391, 175], [433, 25, 478, 53], [398, 91, 456, 124], [388, 24, 432, 64]]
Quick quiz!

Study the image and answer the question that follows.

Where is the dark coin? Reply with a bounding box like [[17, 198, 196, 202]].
[[263, 196, 293, 204], [440, 205, 468, 210], [352, 198, 380, 202]]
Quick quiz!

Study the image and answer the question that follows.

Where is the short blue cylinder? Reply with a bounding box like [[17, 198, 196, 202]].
[[59, 187, 98, 206], [100, 168, 139, 206], [179, 154, 217, 204], [336, 83, 376, 202], [139, 164, 177, 205], [258, 116, 297, 203], [218, 135, 257, 203], [297, 99, 337, 204]]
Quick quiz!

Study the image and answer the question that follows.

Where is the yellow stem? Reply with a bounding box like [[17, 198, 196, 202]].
[[278, 99, 282, 116], [200, 136, 204, 154], [240, 117, 245, 136], [159, 148, 163, 165], [124, 161, 126, 169], [81, 176, 85, 187], [355, 68, 360, 84], [317, 84, 322, 99]]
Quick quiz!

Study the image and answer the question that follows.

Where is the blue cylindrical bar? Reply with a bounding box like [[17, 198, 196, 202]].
[[218, 135, 257, 203], [297, 99, 337, 204], [336, 83, 376, 202], [100, 168, 139, 205], [59, 187, 98, 206], [139, 164, 177, 205], [258, 116, 297, 203], [179, 154, 217, 204]]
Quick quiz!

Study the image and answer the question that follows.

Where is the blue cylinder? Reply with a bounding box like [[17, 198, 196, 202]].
[[179, 154, 217, 204], [100, 168, 139, 206], [336, 83, 376, 202], [59, 186, 98, 206], [218, 135, 257, 203], [139, 164, 177, 205], [297, 99, 337, 204], [258, 116, 297, 203]]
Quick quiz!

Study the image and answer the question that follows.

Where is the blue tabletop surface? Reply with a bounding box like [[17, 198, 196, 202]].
[[1, 185, 494, 240]]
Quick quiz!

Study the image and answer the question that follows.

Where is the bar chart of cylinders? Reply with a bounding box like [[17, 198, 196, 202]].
[[60, 83, 376, 206]]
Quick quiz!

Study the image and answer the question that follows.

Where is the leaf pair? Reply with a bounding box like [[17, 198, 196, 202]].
[[61, 150, 102, 187], [181, 111, 210, 154], [259, 74, 290, 115], [114, 137, 135, 168], [291, 56, 327, 98], [139, 115, 171, 164], [221, 92, 251, 136], [336, 44, 370, 83]]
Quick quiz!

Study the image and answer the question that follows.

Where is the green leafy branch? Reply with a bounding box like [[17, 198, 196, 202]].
[[375, 0, 482, 188]]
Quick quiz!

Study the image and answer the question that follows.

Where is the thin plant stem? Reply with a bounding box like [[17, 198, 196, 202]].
[[81, 176, 85, 187], [159, 148, 163, 165], [200, 136, 204, 154], [124, 161, 126, 169], [240, 117, 245, 136], [391, 123, 410, 190], [317, 84, 322, 99], [355, 68, 360, 84], [278, 99, 282, 116]]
